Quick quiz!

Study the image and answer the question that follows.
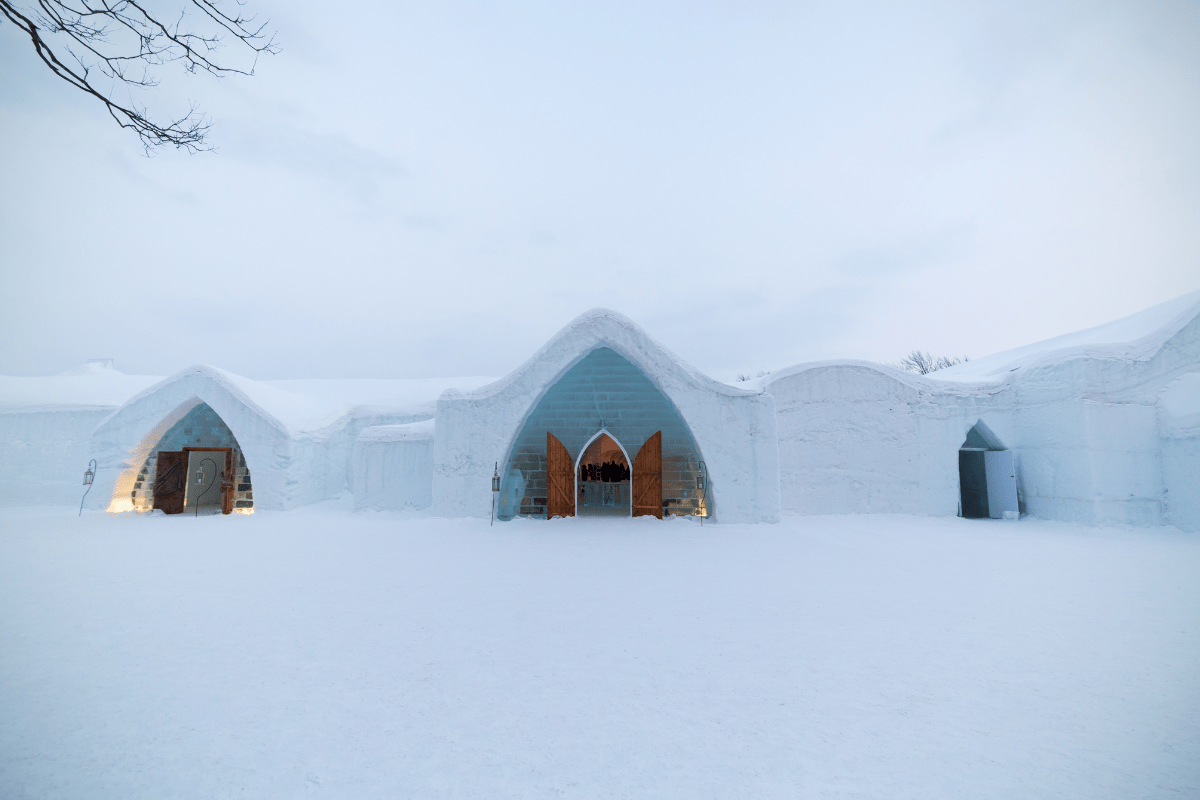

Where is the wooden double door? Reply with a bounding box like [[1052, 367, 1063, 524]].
[[546, 431, 662, 519], [152, 447, 235, 515]]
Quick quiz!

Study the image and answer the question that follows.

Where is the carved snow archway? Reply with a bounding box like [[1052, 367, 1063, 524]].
[[498, 347, 704, 520]]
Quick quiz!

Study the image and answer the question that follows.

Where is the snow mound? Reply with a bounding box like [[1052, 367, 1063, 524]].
[[0, 367, 163, 412], [930, 290, 1200, 382], [357, 419, 436, 442]]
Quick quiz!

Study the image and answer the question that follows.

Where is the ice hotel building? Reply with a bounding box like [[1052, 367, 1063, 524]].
[[2, 292, 1197, 531]]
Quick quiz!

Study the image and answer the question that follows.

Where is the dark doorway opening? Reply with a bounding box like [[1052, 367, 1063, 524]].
[[959, 449, 990, 518], [958, 420, 1019, 520]]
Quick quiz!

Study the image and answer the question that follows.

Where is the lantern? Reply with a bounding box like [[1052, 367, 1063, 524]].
[[78, 459, 97, 517], [490, 463, 500, 526]]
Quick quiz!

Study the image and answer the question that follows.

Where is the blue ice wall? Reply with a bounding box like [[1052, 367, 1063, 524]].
[[155, 403, 241, 453], [499, 347, 705, 519]]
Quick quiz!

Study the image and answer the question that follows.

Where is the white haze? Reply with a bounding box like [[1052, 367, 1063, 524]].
[[0, 0, 1197, 381]]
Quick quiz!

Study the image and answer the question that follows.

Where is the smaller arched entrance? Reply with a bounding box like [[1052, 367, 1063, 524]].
[[127, 401, 254, 515]]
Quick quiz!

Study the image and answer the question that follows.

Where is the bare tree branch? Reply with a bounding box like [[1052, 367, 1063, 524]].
[[1, 0, 277, 152], [891, 350, 970, 375]]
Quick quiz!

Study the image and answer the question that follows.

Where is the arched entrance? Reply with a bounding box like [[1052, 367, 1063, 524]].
[[498, 347, 705, 521], [126, 401, 254, 515], [574, 430, 631, 517]]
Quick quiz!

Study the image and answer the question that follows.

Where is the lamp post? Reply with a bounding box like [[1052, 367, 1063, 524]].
[[696, 461, 708, 526], [78, 459, 96, 517], [491, 462, 500, 526]]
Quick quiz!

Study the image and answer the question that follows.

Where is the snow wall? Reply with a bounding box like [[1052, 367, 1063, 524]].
[[762, 303, 1200, 530], [290, 408, 435, 507], [1001, 305, 1200, 530], [764, 362, 1010, 516], [1159, 374, 1200, 531], [0, 408, 112, 507], [353, 420, 435, 511]]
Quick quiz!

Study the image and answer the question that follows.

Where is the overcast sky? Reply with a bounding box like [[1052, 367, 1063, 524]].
[[1, 0, 1197, 381]]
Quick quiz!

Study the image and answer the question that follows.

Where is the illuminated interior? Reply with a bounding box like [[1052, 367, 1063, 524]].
[[576, 432, 631, 517]]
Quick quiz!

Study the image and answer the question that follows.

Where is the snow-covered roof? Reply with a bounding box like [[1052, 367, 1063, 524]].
[[1, 363, 494, 433], [124, 367, 495, 434], [0, 366, 163, 412], [930, 290, 1200, 383], [748, 358, 937, 394], [357, 419, 437, 442], [7, 292, 1197, 414], [459, 308, 758, 402]]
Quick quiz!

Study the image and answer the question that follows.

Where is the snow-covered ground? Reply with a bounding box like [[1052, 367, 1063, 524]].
[[1, 508, 1197, 799]]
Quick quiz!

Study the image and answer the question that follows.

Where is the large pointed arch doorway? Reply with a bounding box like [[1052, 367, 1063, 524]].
[[500, 347, 706, 521]]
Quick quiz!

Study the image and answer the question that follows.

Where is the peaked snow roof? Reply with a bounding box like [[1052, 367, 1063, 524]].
[[930, 290, 1200, 383], [107, 365, 292, 434], [455, 308, 758, 402], [105, 365, 495, 435]]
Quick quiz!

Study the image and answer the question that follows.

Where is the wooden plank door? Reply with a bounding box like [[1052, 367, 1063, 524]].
[[222, 450, 235, 514], [152, 450, 187, 514], [632, 431, 662, 519], [546, 433, 575, 519]]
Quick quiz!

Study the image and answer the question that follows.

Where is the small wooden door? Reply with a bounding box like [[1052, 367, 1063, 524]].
[[546, 433, 575, 519], [152, 450, 187, 514], [632, 431, 662, 519]]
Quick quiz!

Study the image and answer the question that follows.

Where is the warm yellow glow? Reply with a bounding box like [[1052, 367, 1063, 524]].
[[233, 507, 254, 515], [106, 497, 136, 513]]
